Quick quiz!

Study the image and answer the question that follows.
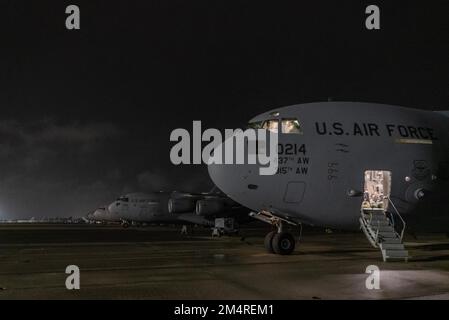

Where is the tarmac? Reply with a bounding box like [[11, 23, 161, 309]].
[[0, 223, 448, 299]]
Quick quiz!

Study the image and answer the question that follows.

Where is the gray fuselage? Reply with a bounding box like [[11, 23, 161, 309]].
[[208, 102, 449, 232]]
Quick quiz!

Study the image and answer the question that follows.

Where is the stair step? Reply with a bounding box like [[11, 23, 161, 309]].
[[369, 221, 390, 227], [369, 217, 389, 222], [363, 214, 386, 220], [369, 215, 389, 220], [378, 231, 398, 238], [380, 243, 405, 250], [363, 209, 385, 213], [381, 237, 402, 244], [370, 225, 394, 232], [371, 212, 386, 216], [383, 249, 409, 258]]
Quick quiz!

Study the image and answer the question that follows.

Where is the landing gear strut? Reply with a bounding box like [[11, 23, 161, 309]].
[[251, 210, 302, 255], [121, 220, 130, 228]]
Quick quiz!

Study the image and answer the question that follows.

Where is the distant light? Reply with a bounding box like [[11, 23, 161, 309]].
[[405, 176, 411, 182]]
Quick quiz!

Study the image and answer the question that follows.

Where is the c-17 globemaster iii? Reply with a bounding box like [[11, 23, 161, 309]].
[[208, 102, 449, 261], [91, 190, 251, 235]]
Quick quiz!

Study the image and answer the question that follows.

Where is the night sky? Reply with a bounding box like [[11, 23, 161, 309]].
[[0, 1, 447, 218]]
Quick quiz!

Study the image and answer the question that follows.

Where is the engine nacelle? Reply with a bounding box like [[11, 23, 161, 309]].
[[195, 199, 224, 216], [168, 198, 196, 213]]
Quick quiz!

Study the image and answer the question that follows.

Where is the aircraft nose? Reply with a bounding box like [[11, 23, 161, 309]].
[[207, 163, 228, 194], [207, 132, 277, 207], [207, 162, 253, 200], [107, 202, 118, 215]]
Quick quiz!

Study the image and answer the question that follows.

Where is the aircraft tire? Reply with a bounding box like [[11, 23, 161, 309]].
[[272, 232, 295, 255], [122, 222, 130, 228], [264, 231, 277, 253]]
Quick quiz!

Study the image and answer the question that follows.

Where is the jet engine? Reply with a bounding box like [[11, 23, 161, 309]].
[[168, 198, 196, 213], [195, 199, 224, 216]]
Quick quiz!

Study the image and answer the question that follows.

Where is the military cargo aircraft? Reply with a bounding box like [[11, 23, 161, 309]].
[[208, 102, 449, 261], [107, 190, 250, 234], [85, 207, 118, 224]]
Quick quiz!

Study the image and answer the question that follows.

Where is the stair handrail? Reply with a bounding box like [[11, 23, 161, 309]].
[[360, 209, 380, 248], [361, 208, 380, 245], [375, 219, 380, 243], [387, 197, 406, 241]]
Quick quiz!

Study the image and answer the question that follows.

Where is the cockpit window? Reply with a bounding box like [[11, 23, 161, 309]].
[[281, 119, 302, 134], [247, 121, 262, 129], [262, 119, 279, 133], [117, 197, 129, 202]]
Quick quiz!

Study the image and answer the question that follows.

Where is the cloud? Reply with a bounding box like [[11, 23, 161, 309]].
[[0, 118, 212, 220], [0, 119, 123, 170], [0, 118, 124, 219], [136, 166, 212, 194], [37, 122, 121, 144], [137, 170, 170, 191], [0, 119, 121, 145]]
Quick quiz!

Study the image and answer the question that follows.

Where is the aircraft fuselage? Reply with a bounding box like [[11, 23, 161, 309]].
[[208, 102, 449, 232]]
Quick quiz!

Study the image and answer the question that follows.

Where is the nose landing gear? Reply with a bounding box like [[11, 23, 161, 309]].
[[264, 231, 296, 255], [121, 220, 130, 228], [251, 210, 302, 255], [264, 231, 277, 253], [272, 232, 296, 255]]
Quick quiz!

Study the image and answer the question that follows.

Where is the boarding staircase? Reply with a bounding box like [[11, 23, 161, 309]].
[[359, 198, 409, 262]]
